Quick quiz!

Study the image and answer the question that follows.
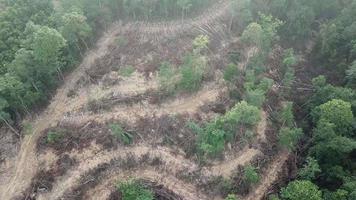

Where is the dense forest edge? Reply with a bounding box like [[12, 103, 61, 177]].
[[0, 0, 355, 200]]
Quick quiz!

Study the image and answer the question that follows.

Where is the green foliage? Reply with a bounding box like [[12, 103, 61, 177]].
[[197, 126, 226, 157], [225, 194, 239, 200], [278, 127, 303, 151], [193, 35, 209, 54], [109, 123, 133, 145], [158, 62, 177, 94], [346, 61, 356, 88], [244, 165, 260, 185], [310, 76, 356, 110], [224, 63, 239, 82], [245, 89, 265, 107], [241, 23, 263, 47], [119, 66, 135, 77], [60, 11, 92, 52], [283, 49, 298, 68], [279, 102, 295, 127], [47, 131, 63, 143], [117, 180, 154, 200], [298, 157, 321, 181], [178, 53, 207, 92], [280, 180, 322, 200], [312, 99, 354, 136], [323, 189, 349, 200], [224, 101, 261, 127], [190, 101, 260, 157]]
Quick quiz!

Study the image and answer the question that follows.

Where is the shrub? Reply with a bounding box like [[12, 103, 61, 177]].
[[178, 54, 207, 92], [109, 123, 133, 145], [244, 165, 260, 185], [245, 89, 265, 107], [158, 62, 178, 94], [225, 194, 239, 200], [117, 180, 154, 200], [280, 180, 322, 200], [47, 131, 63, 143], [224, 63, 239, 82], [298, 157, 321, 181]]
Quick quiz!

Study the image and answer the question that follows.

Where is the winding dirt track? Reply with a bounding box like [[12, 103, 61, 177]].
[[0, 1, 232, 199]]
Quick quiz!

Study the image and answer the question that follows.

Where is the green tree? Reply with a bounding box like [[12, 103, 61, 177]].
[[298, 157, 321, 181], [346, 61, 356, 88], [60, 11, 92, 54], [312, 99, 354, 136], [281, 180, 322, 200]]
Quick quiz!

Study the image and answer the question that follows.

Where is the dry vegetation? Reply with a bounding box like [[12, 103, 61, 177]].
[[0, 1, 296, 200]]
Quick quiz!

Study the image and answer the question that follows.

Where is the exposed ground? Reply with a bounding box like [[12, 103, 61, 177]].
[[0, 1, 291, 200]]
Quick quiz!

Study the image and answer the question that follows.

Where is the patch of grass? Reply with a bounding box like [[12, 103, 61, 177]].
[[117, 179, 154, 200], [109, 123, 133, 145], [119, 65, 135, 77], [47, 131, 63, 143]]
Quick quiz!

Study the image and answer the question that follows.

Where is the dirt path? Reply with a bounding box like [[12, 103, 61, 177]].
[[61, 83, 221, 126], [244, 151, 290, 200]]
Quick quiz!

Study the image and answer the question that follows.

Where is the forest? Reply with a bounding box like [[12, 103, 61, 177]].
[[0, 0, 355, 200]]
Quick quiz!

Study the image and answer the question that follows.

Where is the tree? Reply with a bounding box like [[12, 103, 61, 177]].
[[223, 101, 261, 126], [312, 99, 353, 136], [60, 11, 92, 54], [24, 23, 66, 65], [298, 157, 321, 181], [279, 102, 295, 127], [280, 180, 322, 200], [241, 23, 263, 47], [346, 61, 356, 88], [245, 89, 265, 107]]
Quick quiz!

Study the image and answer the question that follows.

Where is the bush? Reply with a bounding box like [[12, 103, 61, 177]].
[[224, 63, 239, 82], [225, 194, 239, 200], [280, 180, 322, 200], [109, 123, 133, 145], [117, 180, 154, 200], [178, 54, 206, 92], [47, 131, 63, 143], [244, 165, 260, 185], [158, 62, 178, 94], [245, 89, 265, 107]]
